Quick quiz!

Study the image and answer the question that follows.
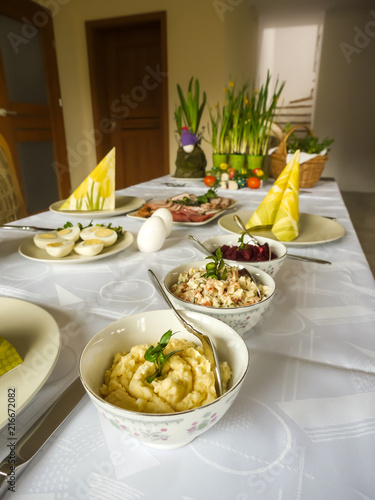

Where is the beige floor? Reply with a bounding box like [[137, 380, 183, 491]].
[[342, 191, 375, 277]]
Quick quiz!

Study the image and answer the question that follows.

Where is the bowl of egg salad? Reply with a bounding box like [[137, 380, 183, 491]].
[[79, 309, 249, 450], [164, 258, 276, 336]]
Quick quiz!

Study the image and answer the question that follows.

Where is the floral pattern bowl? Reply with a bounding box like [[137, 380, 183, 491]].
[[164, 260, 276, 336], [202, 234, 287, 277], [79, 309, 249, 450]]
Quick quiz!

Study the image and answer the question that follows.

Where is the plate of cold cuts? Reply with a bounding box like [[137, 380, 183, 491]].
[[126, 191, 237, 225]]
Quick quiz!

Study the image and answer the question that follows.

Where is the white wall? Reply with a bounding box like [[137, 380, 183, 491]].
[[258, 25, 321, 103], [254, 1, 374, 193], [314, 6, 375, 192]]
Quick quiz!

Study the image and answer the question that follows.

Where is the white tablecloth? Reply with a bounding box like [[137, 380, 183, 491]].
[[1, 175, 374, 499]]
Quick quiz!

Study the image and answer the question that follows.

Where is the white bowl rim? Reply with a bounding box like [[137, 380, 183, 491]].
[[79, 309, 250, 417], [202, 234, 288, 261], [164, 260, 276, 312]]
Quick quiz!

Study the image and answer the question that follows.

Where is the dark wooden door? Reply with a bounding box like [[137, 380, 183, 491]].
[[0, 0, 70, 215], [86, 12, 169, 189]]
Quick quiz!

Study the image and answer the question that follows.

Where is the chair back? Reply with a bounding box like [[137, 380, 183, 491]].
[[0, 134, 26, 224]]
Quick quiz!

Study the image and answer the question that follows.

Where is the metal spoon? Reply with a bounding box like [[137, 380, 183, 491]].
[[148, 269, 223, 397], [231, 215, 331, 264], [233, 214, 272, 261], [188, 234, 214, 256], [187, 234, 262, 300]]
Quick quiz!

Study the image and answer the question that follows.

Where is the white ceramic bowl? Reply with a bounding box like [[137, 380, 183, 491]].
[[164, 260, 276, 336], [79, 309, 249, 450], [202, 234, 287, 277]]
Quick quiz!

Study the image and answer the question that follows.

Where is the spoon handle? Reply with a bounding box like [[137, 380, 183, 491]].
[[188, 234, 213, 256], [148, 269, 223, 396], [287, 254, 331, 265]]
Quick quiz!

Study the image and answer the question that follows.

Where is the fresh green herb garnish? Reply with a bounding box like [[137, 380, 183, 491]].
[[144, 330, 182, 383], [170, 188, 218, 207], [56, 221, 123, 238], [203, 247, 227, 280], [237, 232, 249, 250]]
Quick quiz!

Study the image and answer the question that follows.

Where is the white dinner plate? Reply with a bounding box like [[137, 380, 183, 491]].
[[18, 231, 134, 263], [218, 210, 345, 246], [0, 298, 60, 429], [49, 195, 146, 218], [127, 203, 237, 226]]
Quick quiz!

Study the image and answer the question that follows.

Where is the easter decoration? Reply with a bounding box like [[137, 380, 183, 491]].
[[174, 77, 207, 178], [205, 71, 285, 191], [246, 150, 300, 242], [59, 148, 115, 210]]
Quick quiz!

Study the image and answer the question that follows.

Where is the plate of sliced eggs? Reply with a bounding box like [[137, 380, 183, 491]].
[[18, 225, 134, 263]]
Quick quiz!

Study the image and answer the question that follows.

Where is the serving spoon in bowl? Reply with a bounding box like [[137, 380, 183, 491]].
[[148, 269, 223, 397], [233, 214, 272, 261], [232, 215, 331, 265]]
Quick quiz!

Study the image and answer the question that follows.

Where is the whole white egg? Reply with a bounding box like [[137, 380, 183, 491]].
[[80, 226, 117, 247], [45, 240, 74, 258], [57, 226, 80, 242], [34, 231, 61, 249], [137, 216, 166, 252], [151, 208, 173, 237], [74, 239, 104, 256]]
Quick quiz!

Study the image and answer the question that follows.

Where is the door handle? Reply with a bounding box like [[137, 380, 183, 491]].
[[0, 108, 18, 117]]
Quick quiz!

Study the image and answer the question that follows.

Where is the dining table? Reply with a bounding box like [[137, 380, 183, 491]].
[[0, 174, 374, 500]]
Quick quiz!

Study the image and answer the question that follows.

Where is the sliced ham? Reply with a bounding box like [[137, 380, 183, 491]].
[[135, 192, 235, 222]]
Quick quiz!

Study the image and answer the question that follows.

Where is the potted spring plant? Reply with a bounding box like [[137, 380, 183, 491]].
[[207, 102, 231, 168], [244, 70, 285, 173], [227, 82, 248, 174], [174, 77, 207, 178]]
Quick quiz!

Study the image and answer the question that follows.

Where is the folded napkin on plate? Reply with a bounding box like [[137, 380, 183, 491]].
[[0, 336, 23, 376], [246, 150, 300, 242], [60, 147, 115, 210]]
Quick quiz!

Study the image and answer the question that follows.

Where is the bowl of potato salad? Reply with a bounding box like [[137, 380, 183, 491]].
[[79, 309, 249, 450], [164, 255, 276, 336]]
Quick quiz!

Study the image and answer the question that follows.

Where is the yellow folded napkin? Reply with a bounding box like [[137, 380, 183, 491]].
[[246, 150, 300, 241], [0, 336, 23, 376], [60, 147, 115, 210]]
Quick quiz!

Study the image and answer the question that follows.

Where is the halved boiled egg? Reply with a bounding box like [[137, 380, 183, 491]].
[[74, 239, 104, 256], [80, 226, 117, 247], [57, 226, 80, 242], [45, 240, 74, 258], [34, 231, 62, 249]]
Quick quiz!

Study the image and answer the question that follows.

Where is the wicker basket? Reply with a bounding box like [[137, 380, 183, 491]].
[[270, 124, 328, 188]]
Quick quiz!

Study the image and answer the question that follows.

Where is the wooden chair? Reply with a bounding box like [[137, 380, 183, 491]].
[[0, 133, 26, 224]]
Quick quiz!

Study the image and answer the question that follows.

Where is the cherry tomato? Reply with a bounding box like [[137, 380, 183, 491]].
[[204, 175, 218, 187], [247, 176, 261, 189]]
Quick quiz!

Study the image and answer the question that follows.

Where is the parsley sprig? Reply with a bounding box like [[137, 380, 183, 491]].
[[144, 330, 182, 383], [237, 232, 250, 250], [56, 220, 123, 238], [202, 247, 227, 280], [170, 188, 218, 207]]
